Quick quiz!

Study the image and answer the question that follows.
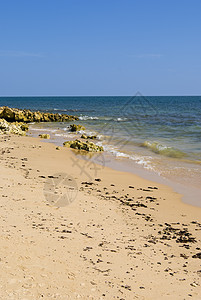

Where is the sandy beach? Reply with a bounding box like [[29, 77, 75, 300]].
[[0, 133, 200, 299], [1, 0, 201, 298]]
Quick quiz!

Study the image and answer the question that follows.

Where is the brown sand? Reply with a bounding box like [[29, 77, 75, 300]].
[[0, 134, 200, 299]]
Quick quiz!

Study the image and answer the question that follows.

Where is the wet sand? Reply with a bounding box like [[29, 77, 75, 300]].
[[0, 134, 201, 299]]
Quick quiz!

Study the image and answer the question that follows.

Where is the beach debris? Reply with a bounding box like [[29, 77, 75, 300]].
[[39, 134, 50, 139], [0, 106, 78, 123], [148, 186, 158, 189], [0, 118, 28, 135], [63, 139, 104, 152], [158, 223, 196, 244], [192, 252, 201, 259], [121, 284, 132, 291], [70, 124, 85, 132], [190, 282, 199, 287]]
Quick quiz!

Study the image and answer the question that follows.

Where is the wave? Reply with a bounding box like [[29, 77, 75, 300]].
[[29, 128, 57, 133], [115, 117, 128, 122], [78, 115, 129, 122], [52, 109, 96, 113], [53, 108, 78, 112], [79, 115, 99, 120], [96, 142, 153, 170], [55, 133, 71, 138], [142, 141, 186, 158]]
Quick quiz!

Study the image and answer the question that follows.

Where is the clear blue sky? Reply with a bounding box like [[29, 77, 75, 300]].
[[0, 0, 201, 96]]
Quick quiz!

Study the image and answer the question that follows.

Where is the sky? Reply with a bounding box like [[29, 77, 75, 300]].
[[0, 0, 201, 96]]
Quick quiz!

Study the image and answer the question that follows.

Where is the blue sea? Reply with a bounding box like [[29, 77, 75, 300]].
[[1, 96, 201, 202]]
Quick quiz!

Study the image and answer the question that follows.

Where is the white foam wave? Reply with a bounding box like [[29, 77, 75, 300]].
[[96, 142, 153, 170], [78, 116, 128, 122], [79, 115, 99, 120], [115, 117, 128, 122], [30, 128, 57, 132], [77, 130, 97, 136], [55, 133, 70, 138], [53, 108, 68, 112]]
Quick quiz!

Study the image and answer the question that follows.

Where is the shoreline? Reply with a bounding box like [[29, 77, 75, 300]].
[[28, 125, 201, 208], [0, 133, 201, 299]]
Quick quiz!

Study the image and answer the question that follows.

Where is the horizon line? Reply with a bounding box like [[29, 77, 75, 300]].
[[0, 94, 201, 97]]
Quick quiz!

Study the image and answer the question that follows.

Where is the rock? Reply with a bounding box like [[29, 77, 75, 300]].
[[81, 134, 97, 139], [15, 111, 28, 122], [33, 112, 41, 122], [18, 122, 29, 131], [0, 118, 27, 135], [70, 124, 85, 132], [63, 139, 104, 152], [0, 107, 15, 121], [39, 134, 50, 139], [0, 106, 78, 123], [87, 135, 97, 139], [56, 146, 61, 150]]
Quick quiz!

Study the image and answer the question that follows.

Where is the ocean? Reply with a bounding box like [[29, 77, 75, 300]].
[[1, 96, 201, 204]]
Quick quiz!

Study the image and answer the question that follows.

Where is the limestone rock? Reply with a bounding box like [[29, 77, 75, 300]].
[[81, 134, 97, 139], [87, 135, 97, 139], [18, 122, 29, 131], [0, 119, 27, 135], [70, 124, 86, 132], [39, 134, 50, 139], [63, 139, 103, 152], [0, 107, 15, 121], [0, 106, 79, 123]]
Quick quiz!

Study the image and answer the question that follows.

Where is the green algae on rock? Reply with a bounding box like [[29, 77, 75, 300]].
[[63, 139, 103, 152]]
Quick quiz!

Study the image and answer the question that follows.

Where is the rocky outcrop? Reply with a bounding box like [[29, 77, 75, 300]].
[[0, 106, 79, 123], [63, 139, 104, 152], [39, 134, 50, 139], [70, 124, 85, 132], [0, 119, 28, 135], [81, 134, 97, 139]]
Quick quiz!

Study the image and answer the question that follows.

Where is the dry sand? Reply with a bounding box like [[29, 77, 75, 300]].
[[0, 134, 201, 299]]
